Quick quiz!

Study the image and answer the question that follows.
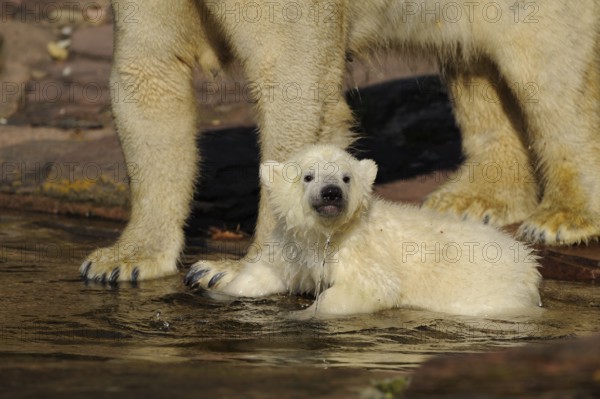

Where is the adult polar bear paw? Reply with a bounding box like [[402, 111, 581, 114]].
[[424, 191, 533, 226], [80, 244, 178, 284], [518, 206, 600, 245], [423, 161, 538, 227]]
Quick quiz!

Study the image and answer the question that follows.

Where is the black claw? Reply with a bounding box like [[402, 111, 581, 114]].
[[184, 268, 209, 286], [556, 231, 563, 243], [208, 272, 227, 288], [81, 260, 92, 279], [539, 231, 546, 243], [109, 267, 120, 284], [483, 214, 490, 225], [131, 267, 140, 283]]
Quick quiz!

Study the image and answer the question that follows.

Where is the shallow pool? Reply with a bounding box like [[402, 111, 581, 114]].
[[1, 211, 598, 396]]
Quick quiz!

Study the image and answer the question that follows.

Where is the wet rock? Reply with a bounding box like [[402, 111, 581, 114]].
[[405, 334, 600, 398], [0, 129, 128, 213], [537, 247, 600, 282], [0, 355, 398, 399]]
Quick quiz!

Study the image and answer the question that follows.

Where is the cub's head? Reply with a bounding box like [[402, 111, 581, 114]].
[[260, 145, 378, 233]]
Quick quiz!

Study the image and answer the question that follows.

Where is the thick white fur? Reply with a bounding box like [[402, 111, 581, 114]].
[[191, 145, 542, 316], [82, 0, 599, 282]]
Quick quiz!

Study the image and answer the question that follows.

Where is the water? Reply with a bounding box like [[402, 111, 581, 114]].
[[313, 234, 332, 316], [0, 211, 598, 395]]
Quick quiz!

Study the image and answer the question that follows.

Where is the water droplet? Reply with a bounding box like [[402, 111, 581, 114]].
[[314, 233, 333, 316]]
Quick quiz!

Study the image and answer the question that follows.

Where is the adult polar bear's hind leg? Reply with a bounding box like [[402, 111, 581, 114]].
[[345, 1, 600, 244], [493, 5, 600, 245], [424, 60, 539, 226]]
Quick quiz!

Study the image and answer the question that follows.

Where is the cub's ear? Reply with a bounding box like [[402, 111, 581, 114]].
[[259, 161, 282, 189], [359, 159, 378, 186]]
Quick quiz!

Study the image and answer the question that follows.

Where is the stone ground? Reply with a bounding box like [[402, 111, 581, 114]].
[[0, 1, 599, 397]]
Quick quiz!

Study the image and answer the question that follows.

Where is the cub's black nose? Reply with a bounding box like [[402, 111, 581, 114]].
[[321, 185, 343, 204]]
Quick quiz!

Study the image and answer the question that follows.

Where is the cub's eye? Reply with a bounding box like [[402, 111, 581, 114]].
[[343, 176, 351, 184], [304, 174, 314, 183]]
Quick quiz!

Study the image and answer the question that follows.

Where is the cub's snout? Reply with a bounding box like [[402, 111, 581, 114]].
[[312, 184, 346, 217]]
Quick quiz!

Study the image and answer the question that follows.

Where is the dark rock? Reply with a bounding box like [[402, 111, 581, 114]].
[[190, 127, 260, 233], [405, 334, 600, 398], [348, 75, 462, 183], [537, 247, 600, 282], [0, 354, 398, 399]]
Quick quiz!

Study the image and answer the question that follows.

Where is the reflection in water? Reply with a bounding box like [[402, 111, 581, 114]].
[[0, 211, 598, 371]]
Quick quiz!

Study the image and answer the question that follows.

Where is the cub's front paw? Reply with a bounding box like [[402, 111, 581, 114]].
[[184, 259, 241, 290], [80, 245, 178, 284]]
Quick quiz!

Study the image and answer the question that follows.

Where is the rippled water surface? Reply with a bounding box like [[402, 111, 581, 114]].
[[1, 211, 598, 396]]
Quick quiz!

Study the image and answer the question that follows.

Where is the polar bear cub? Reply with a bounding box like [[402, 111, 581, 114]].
[[187, 145, 542, 316]]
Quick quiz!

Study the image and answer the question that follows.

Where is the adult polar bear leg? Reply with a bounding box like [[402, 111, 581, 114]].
[[498, 7, 600, 245], [81, 0, 203, 282], [186, 0, 354, 287], [226, 0, 355, 245], [424, 60, 538, 226]]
